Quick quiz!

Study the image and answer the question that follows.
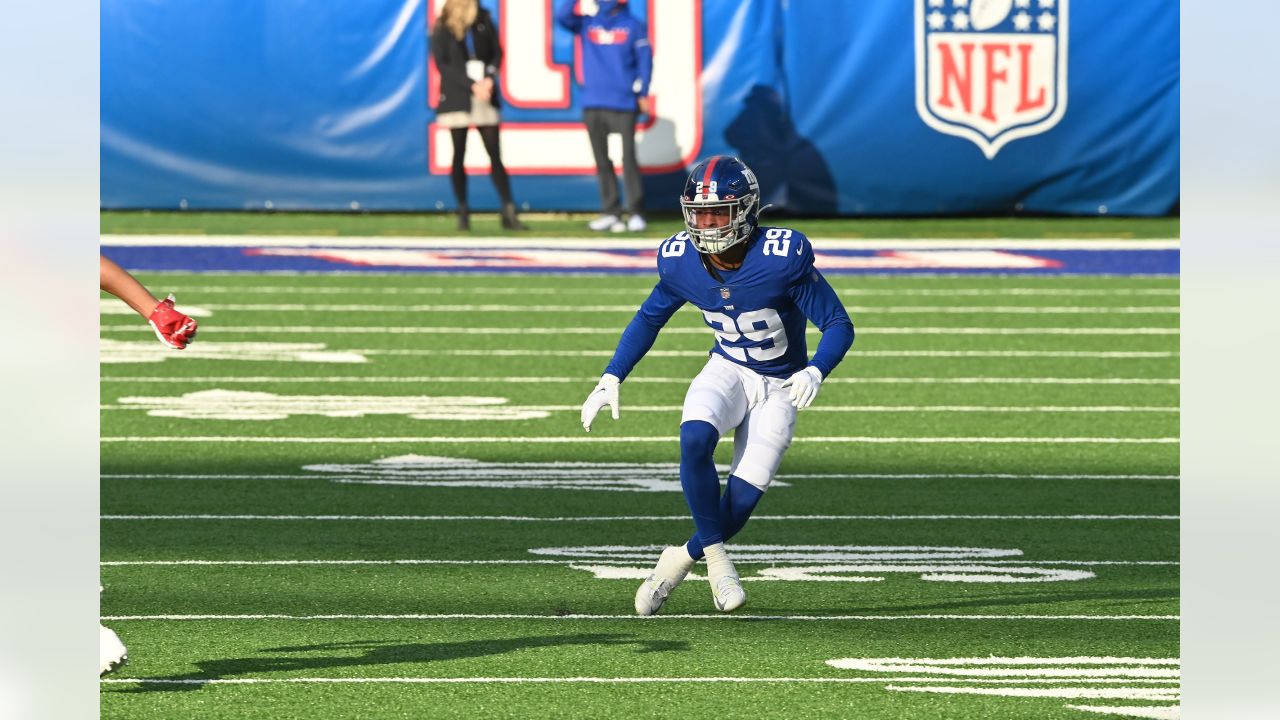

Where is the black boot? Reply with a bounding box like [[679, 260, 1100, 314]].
[[457, 203, 470, 231], [500, 202, 528, 231]]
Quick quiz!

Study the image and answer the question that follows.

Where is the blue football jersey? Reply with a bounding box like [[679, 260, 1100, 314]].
[[604, 226, 854, 380]]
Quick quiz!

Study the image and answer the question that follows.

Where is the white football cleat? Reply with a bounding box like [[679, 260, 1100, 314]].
[[635, 575, 676, 616], [634, 545, 696, 616], [626, 214, 647, 232], [703, 542, 746, 612], [100, 624, 128, 676], [588, 214, 622, 232], [711, 573, 746, 613]]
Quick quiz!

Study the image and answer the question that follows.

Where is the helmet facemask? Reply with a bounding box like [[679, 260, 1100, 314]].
[[680, 193, 759, 255]]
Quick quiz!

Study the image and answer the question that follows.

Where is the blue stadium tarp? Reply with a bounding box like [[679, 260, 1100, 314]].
[[101, 0, 1178, 215]]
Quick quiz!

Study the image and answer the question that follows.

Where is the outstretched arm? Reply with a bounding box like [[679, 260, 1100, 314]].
[[100, 254, 199, 349], [100, 254, 159, 318]]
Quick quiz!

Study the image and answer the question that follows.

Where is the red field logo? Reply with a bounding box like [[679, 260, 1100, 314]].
[[916, 0, 1068, 158]]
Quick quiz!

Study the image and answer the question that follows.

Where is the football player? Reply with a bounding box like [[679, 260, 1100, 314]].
[[580, 156, 855, 614], [99, 255, 199, 675]]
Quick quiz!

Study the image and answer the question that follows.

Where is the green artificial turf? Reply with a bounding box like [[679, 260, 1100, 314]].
[[101, 271, 1179, 718], [101, 210, 1179, 239]]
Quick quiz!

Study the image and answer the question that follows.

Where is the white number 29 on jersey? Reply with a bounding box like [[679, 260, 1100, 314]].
[[762, 228, 792, 257], [701, 308, 787, 362]]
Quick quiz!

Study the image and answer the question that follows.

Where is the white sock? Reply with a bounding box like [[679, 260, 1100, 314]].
[[655, 545, 695, 580], [702, 542, 737, 579]]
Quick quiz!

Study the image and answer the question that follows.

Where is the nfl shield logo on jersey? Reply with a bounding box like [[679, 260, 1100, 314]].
[[916, 0, 1068, 158]]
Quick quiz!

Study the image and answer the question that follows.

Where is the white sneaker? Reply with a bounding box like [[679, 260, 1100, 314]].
[[588, 214, 622, 232], [711, 573, 746, 612], [626, 214, 647, 232], [634, 545, 696, 616], [703, 543, 746, 613], [100, 624, 128, 676]]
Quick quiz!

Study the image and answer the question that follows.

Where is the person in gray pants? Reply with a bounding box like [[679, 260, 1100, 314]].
[[556, 0, 652, 233], [585, 108, 647, 232]]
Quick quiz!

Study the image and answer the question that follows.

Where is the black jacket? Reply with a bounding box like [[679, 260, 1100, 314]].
[[430, 7, 502, 113]]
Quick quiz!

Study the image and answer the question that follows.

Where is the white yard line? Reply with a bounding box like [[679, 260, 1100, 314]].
[[99, 376, 1179, 385], [101, 559, 578, 566], [100, 472, 1180, 481], [886, 685, 1178, 700], [100, 404, 1180, 414], [129, 303, 1180, 314], [98, 325, 1180, 336], [100, 514, 1178, 521], [98, 613, 1179, 622], [98, 676, 1180, 686], [100, 235, 1181, 250], [529, 405, 1179, 413], [355, 349, 1180, 359], [126, 285, 1182, 297], [778, 473, 1178, 479], [99, 436, 1180, 444], [100, 559, 1178, 567]]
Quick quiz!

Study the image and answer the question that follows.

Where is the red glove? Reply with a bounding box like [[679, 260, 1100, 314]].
[[148, 295, 198, 349]]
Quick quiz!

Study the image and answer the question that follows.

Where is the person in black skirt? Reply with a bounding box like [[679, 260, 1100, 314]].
[[430, 0, 527, 230]]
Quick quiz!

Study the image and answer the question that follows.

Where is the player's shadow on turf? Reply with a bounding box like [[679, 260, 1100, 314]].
[[787, 587, 1178, 616], [117, 634, 689, 693]]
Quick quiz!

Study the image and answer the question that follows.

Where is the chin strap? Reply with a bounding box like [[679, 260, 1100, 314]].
[[699, 252, 725, 282]]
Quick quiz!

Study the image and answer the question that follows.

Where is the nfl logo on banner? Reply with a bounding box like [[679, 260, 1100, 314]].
[[916, 0, 1068, 158]]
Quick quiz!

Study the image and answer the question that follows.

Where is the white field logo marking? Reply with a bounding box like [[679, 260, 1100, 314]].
[[532, 545, 1095, 583], [303, 455, 778, 493], [826, 656, 1179, 719], [116, 390, 548, 421], [100, 339, 368, 365]]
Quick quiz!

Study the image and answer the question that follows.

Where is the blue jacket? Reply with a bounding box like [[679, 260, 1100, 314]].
[[555, 0, 653, 112]]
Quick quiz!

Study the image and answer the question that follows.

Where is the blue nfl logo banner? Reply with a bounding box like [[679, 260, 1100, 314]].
[[916, 0, 1068, 158]]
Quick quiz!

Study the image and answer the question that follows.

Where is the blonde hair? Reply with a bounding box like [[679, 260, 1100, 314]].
[[438, 0, 478, 41]]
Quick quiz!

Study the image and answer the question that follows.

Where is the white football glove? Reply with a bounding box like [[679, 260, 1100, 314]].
[[581, 373, 621, 432], [781, 366, 824, 409]]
